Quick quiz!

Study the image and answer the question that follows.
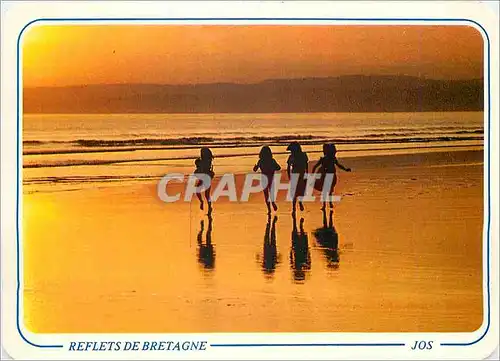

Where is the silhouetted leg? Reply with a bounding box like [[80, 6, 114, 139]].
[[330, 176, 337, 209], [205, 188, 212, 214], [264, 188, 271, 215], [268, 177, 278, 212], [297, 178, 305, 212], [329, 210, 333, 229], [196, 192, 204, 210]]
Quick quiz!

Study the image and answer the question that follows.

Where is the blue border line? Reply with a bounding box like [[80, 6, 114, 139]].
[[15, 24, 64, 350], [441, 15, 491, 348], [16, 17, 491, 350], [210, 343, 406, 347]]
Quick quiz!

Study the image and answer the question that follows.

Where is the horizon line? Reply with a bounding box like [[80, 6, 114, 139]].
[[24, 74, 484, 89]]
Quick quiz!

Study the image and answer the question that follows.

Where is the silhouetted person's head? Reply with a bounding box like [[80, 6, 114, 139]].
[[324, 143, 336, 157], [200, 147, 213, 160], [259, 146, 273, 160], [330, 143, 337, 156], [322, 143, 329, 155], [286, 141, 302, 155]]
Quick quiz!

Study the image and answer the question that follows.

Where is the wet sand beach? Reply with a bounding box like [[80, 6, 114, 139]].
[[22, 150, 484, 333]]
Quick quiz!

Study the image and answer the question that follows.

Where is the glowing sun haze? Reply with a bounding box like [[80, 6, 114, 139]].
[[22, 25, 483, 88]]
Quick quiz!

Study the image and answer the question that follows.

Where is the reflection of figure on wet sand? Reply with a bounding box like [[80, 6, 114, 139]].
[[289, 213, 311, 282], [262, 215, 279, 276], [197, 215, 215, 270], [313, 208, 339, 269]]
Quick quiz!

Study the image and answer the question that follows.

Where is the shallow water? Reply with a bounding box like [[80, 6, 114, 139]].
[[23, 112, 483, 192]]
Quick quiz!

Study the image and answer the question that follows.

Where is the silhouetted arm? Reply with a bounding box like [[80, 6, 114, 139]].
[[253, 160, 260, 172], [273, 159, 281, 171], [286, 157, 292, 179], [312, 159, 322, 172], [335, 158, 351, 172]]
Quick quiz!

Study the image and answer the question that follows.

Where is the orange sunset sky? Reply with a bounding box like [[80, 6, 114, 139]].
[[23, 25, 483, 88]]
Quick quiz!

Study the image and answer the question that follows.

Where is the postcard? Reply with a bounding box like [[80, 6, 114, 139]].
[[1, 1, 498, 360]]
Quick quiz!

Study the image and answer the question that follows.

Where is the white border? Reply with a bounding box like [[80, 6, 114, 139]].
[[1, 1, 498, 359]]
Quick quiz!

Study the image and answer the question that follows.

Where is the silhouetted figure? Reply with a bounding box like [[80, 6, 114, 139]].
[[290, 213, 311, 282], [197, 214, 215, 270], [313, 208, 340, 269], [312, 143, 351, 209], [262, 215, 279, 276], [286, 142, 309, 214], [253, 146, 281, 214], [194, 147, 215, 214]]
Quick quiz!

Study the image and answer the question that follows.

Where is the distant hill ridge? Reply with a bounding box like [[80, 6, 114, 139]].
[[24, 75, 483, 113]]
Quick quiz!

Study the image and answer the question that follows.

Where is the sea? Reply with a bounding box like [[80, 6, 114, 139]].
[[23, 111, 484, 192]]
